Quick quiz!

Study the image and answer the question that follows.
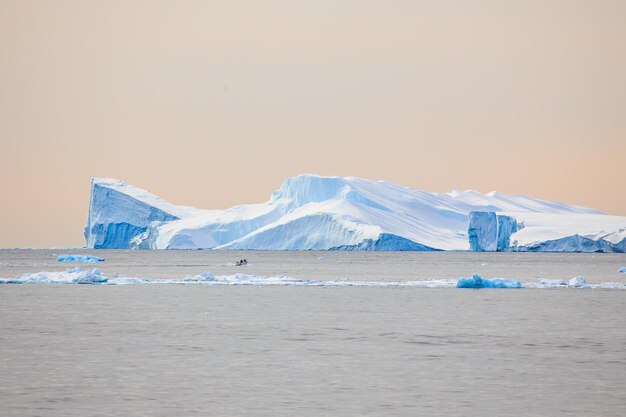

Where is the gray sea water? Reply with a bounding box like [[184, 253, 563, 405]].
[[1, 249, 626, 416]]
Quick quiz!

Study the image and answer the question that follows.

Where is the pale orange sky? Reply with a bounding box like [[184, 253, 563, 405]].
[[1, 1, 625, 247]]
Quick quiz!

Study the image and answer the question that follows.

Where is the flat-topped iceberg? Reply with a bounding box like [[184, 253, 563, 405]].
[[84, 175, 626, 252]]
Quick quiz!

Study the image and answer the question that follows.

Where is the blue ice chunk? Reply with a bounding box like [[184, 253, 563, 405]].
[[457, 274, 522, 288], [57, 255, 105, 263], [619, 267, 626, 273]]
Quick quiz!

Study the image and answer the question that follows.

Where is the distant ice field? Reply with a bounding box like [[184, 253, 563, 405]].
[[1, 249, 625, 287]]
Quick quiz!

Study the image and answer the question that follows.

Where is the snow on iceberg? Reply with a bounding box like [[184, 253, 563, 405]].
[[85, 174, 626, 252], [456, 274, 522, 289], [57, 255, 104, 263]]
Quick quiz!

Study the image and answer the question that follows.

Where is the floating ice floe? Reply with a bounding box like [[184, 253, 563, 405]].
[[0, 269, 458, 287], [526, 276, 590, 288], [57, 255, 105, 263], [456, 274, 522, 289], [1, 269, 625, 289], [1, 267, 108, 284], [619, 267, 626, 273]]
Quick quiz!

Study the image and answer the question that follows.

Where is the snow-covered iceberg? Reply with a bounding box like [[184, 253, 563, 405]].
[[84, 175, 626, 252]]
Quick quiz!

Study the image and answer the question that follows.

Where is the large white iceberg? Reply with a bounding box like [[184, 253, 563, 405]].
[[84, 175, 626, 252]]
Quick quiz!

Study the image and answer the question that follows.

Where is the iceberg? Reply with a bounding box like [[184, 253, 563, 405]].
[[84, 174, 626, 252], [619, 267, 626, 273], [57, 255, 105, 263], [456, 274, 522, 288]]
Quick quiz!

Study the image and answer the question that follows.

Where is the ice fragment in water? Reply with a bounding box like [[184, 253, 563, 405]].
[[456, 274, 521, 288]]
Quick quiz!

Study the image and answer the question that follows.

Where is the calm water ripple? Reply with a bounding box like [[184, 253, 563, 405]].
[[1, 250, 625, 416]]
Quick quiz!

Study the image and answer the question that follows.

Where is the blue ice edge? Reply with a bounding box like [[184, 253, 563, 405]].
[[1, 269, 625, 289], [457, 274, 521, 289], [57, 255, 105, 263]]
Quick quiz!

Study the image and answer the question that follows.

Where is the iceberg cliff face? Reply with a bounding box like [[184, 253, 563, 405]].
[[496, 215, 519, 251], [468, 212, 520, 252], [468, 212, 497, 252], [85, 175, 626, 252], [84, 178, 199, 249]]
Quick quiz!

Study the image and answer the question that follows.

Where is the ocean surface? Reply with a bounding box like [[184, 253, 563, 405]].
[[1, 249, 626, 416]]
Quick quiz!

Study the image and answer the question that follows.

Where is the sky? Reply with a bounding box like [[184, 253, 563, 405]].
[[1, 0, 625, 248]]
